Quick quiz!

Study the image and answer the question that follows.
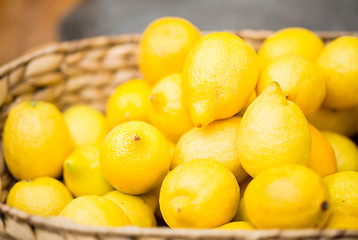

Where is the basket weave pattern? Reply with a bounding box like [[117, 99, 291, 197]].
[[0, 30, 357, 240]]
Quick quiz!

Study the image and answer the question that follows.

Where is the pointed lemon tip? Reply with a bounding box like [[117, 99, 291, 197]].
[[262, 82, 287, 103]]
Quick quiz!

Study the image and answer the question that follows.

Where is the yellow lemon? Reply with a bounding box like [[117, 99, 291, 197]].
[[317, 36, 358, 109], [233, 177, 252, 222], [321, 131, 358, 172], [139, 17, 201, 85], [307, 124, 337, 177], [63, 105, 108, 148], [139, 183, 161, 212], [257, 54, 326, 116], [149, 73, 193, 141], [216, 221, 255, 230], [6, 177, 72, 216], [324, 171, 358, 229], [159, 159, 240, 228], [173, 117, 248, 182], [63, 145, 113, 197], [258, 27, 324, 70], [238, 82, 311, 177], [182, 32, 259, 127], [59, 195, 130, 226], [3, 101, 72, 180], [245, 164, 330, 229], [307, 107, 357, 137], [100, 121, 171, 195], [106, 79, 151, 130], [104, 190, 156, 227], [237, 91, 256, 117]]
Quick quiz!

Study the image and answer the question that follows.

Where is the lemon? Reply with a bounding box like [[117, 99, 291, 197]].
[[139, 183, 161, 212], [245, 164, 330, 229], [238, 82, 311, 177], [6, 177, 73, 216], [182, 32, 259, 127], [59, 195, 130, 226], [160, 159, 240, 228], [149, 73, 193, 141], [3, 101, 72, 180], [233, 177, 252, 222], [237, 91, 256, 117], [321, 131, 358, 172], [63, 145, 113, 197], [324, 171, 358, 229], [307, 124, 337, 177], [173, 117, 248, 182], [106, 79, 151, 130], [317, 36, 358, 109], [258, 27, 324, 70], [100, 121, 171, 195], [63, 105, 108, 148], [104, 190, 156, 227], [139, 17, 201, 85], [307, 107, 357, 137], [257, 54, 325, 116], [216, 221, 254, 230]]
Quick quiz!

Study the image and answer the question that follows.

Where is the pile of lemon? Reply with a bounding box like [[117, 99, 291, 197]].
[[3, 17, 358, 230]]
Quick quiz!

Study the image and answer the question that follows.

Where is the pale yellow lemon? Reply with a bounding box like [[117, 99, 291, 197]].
[[139, 17, 201, 85], [63, 105, 108, 148], [106, 79, 151, 130], [173, 117, 248, 182], [149, 73, 193, 141], [317, 36, 358, 109], [183, 32, 259, 127], [216, 221, 255, 230], [245, 164, 330, 229], [160, 159, 240, 228], [238, 82, 311, 177], [7, 177, 73, 216], [63, 145, 113, 197], [100, 121, 171, 195], [3, 101, 72, 180]]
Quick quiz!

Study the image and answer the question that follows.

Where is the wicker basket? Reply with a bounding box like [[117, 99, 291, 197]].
[[0, 30, 358, 240]]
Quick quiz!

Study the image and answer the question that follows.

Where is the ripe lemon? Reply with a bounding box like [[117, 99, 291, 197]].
[[63, 105, 108, 148], [3, 101, 72, 180], [59, 195, 130, 226], [324, 171, 358, 229], [216, 221, 254, 230], [106, 79, 151, 130], [258, 27, 324, 70], [317, 36, 358, 109], [6, 177, 73, 216], [233, 177, 252, 222], [238, 82, 311, 177], [139, 183, 161, 212], [321, 131, 358, 172], [139, 17, 201, 85], [307, 106, 357, 137], [63, 145, 113, 197], [237, 91, 256, 117], [100, 121, 171, 195], [182, 32, 259, 127], [307, 124, 337, 177], [245, 164, 330, 229], [173, 117, 248, 182], [104, 190, 156, 227], [159, 159, 240, 228], [149, 73, 193, 141], [257, 54, 326, 116]]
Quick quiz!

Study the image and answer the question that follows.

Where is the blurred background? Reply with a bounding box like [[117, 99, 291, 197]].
[[1, 0, 358, 66]]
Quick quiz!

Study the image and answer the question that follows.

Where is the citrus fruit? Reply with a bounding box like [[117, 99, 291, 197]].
[[100, 121, 171, 194], [63, 145, 113, 197], [238, 82, 311, 177], [149, 73, 193, 141], [106, 79, 151, 130], [245, 164, 330, 229], [216, 221, 254, 230], [3, 101, 72, 180], [6, 177, 73, 216], [182, 32, 259, 127], [139, 17, 201, 85], [59, 195, 130, 226]]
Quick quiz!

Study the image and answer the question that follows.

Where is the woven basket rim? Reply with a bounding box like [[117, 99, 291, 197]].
[[1, 30, 358, 238]]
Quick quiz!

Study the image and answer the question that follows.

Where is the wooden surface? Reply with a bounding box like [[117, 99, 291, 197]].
[[0, 0, 81, 66]]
